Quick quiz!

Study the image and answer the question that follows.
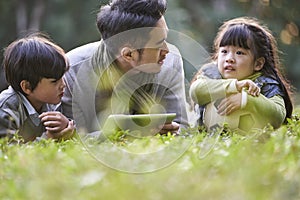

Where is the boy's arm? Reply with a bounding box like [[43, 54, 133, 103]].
[[0, 108, 19, 138]]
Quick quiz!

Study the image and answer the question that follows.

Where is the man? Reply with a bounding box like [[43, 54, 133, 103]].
[[62, 0, 188, 135]]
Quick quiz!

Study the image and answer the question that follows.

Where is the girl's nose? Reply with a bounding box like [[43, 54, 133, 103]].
[[226, 55, 235, 63]]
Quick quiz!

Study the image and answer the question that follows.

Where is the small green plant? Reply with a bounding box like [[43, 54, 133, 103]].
[[0, 108, 299, 200]]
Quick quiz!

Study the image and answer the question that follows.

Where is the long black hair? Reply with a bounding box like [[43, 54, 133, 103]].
[[213, 17, 293, 120]]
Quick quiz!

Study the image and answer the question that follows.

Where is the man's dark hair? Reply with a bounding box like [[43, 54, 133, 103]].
[[96, 0, 167, 55]]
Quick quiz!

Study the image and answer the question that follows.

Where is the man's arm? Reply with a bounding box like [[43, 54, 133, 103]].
[[61, 42, 100, 119], [158, 43, 189, 127]]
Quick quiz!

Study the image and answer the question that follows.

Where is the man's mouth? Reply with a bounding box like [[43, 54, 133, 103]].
[[158, 57, 166, 65]]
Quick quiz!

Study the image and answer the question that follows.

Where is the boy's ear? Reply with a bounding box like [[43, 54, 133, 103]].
[[20, 80, 32, 95], [254, 57, 265, 71]]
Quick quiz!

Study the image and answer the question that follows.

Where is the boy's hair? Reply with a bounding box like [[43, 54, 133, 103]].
[[213, 17, 293, 119], [96, 0, 167, 55], [3, 33, 69, 95]]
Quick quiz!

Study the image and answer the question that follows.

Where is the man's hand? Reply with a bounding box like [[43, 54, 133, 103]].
[[158, 121, 180, 134]]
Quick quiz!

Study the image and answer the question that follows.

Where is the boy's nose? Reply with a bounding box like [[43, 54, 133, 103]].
[[60, 78, 66, 89]]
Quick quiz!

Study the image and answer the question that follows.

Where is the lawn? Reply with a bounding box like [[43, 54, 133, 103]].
[[0, 108, 300, 200]]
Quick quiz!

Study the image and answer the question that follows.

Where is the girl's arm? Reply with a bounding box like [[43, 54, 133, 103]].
[[245, 94, 286, 129], [190, 77, 238, 106]]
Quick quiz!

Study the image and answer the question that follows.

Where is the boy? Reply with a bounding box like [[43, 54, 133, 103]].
[[0, 33, 75, 142]]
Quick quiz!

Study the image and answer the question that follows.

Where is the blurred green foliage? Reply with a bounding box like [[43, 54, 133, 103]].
[[0, 108, 299, 199], [0, 0, 299, 100]]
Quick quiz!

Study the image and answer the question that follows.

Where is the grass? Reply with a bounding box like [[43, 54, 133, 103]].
[[1, 108, 300, 200]]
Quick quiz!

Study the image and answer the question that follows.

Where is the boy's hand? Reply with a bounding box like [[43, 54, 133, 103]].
[[236, 79, 260, 97], [46, 120, 75, 140], [39, 111, 76, 140], [39, 111, 69, 133]]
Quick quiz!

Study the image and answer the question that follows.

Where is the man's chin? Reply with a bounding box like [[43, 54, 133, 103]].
[[135, 64, 162, 74]]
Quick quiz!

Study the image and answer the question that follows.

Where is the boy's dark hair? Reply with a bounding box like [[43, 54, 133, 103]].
[[96, 0, 167, 55], [3, 33, 68, 95]]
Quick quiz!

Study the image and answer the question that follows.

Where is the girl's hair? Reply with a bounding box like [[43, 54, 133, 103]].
[[213, 17, 293, 120], [3, 33, 69, 95]]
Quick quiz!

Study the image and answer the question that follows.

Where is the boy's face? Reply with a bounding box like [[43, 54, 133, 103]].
[[132, 16, 169, 73], [26, 77, 65, 110], [217, 45, 261, 80]]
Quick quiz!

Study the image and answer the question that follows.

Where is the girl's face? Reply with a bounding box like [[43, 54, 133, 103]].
[[26, 77, 65, 112], [217, 45, 262, 80]]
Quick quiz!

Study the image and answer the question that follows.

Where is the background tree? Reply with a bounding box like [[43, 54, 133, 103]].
[[0, 0, 299, 104]]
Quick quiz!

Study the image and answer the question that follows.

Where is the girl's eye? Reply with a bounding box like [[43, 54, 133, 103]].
[[236, 51, 245, 55], [221, 49, 227, 53]]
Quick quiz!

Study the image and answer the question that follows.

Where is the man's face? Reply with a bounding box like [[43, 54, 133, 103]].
[[133, 16, 169, 73]]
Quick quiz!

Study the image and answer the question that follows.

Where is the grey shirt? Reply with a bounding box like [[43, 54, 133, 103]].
[[62, 41, 188, 133], [0, 86, 58, 142]]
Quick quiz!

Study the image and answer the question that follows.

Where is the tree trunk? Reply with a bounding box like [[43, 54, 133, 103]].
[[16, 0, 46, 36]]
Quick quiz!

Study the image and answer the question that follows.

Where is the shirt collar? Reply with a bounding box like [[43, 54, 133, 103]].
[[18, 92, 45, 126]]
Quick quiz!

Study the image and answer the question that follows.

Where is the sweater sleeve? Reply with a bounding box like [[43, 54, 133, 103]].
[[157, 43, 189, 126], [0, 107, 19, 138], [244, 94, 286, 129], [190, 76, 238, 106]]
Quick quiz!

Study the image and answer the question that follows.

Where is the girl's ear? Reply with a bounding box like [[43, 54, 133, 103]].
[[254, 57, 265, 71], [20, 80, 32, 95]]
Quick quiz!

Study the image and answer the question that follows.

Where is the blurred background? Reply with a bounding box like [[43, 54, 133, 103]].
[[0, 0, 299, 104]]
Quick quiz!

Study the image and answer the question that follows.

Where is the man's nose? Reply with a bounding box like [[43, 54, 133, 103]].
[[161, 42, 169, 54]]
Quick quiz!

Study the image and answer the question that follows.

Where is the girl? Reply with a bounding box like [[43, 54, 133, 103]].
[[190, 17, 293, 133]]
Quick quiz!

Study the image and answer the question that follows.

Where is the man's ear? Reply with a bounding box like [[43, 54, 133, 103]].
[[254, 57, 265, 71], [20, 80, 32, 95], [120, 47, 135, 63]]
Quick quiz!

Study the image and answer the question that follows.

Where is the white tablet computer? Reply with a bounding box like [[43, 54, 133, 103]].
[[102, 113, 176, 137]]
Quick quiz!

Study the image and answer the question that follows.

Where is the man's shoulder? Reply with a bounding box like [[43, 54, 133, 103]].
[[66, 41, 100, 66]]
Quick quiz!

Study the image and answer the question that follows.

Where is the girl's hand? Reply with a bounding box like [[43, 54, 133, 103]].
[[217, 93, 242, 116], [236, 79, 260, 97]]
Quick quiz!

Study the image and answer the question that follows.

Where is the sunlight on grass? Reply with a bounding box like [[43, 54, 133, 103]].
[[0, 109, 300, 199]]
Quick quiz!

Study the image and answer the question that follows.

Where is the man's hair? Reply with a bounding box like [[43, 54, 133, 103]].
[[3, 33, 68, 94], [96, 0, 167, 55]]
